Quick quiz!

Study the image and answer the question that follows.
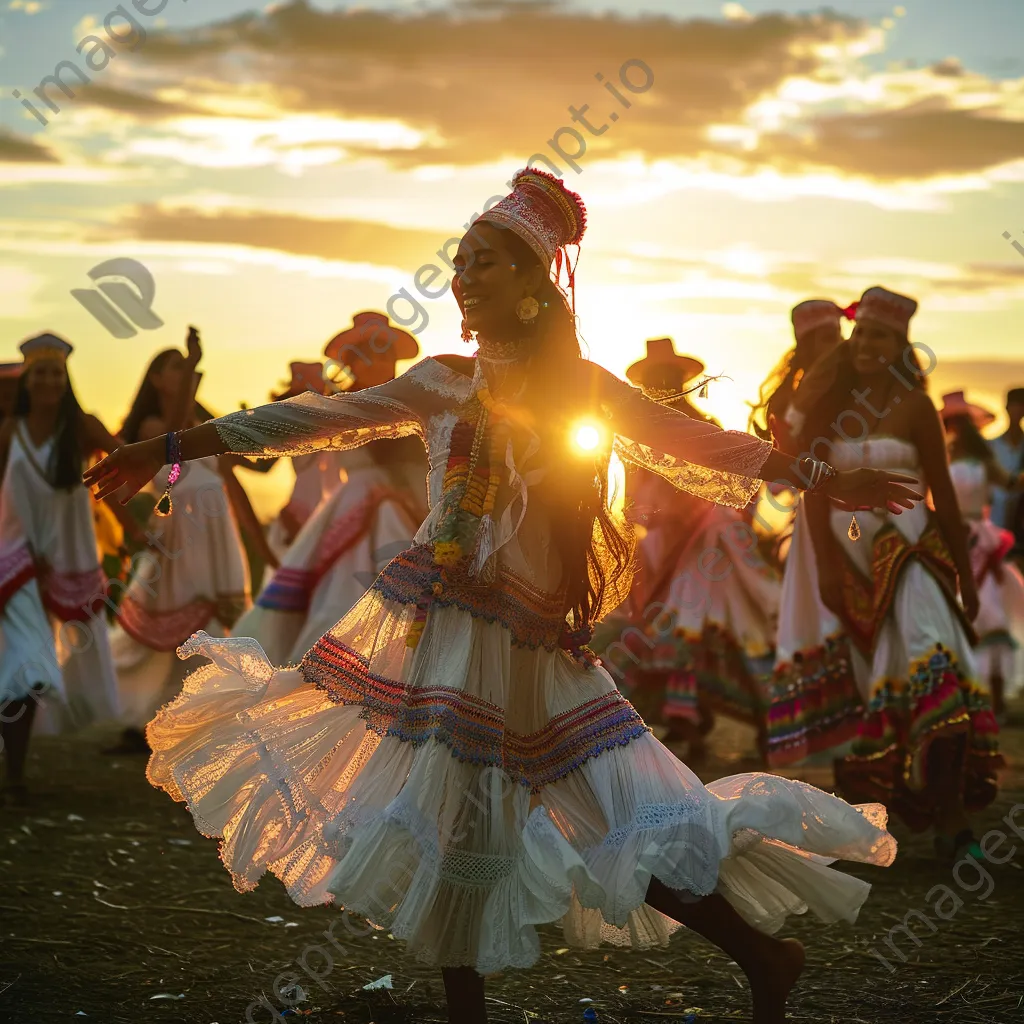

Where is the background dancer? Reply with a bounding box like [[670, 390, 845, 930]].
[[257, 361, 347, 568], [942, 390, 1024, 722], [0, 334, 131, 804], [757, 301, 854, 768], [87, 170, 922, 1024], [233, 313, 427, 666], [603, 338, 781, 766], [796, 287, 1002, 861], [105, 328, 259, 755]]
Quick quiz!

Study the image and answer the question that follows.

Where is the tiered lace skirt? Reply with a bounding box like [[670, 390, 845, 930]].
[[147, 551, 896, 973]]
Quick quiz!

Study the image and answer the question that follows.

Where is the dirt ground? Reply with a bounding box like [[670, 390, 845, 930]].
[[3, 706, 1023, 1024]]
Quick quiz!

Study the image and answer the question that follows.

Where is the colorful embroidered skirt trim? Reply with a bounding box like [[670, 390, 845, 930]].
[[301, 633, 650, 792], [834, 644, 1003, 831], [370, 543, 568, 651], [39, 565, 109, 623], [118, 592, 250, 652], [766, 634, 861, 768]]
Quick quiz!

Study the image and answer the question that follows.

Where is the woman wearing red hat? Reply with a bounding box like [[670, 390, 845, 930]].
[[790, 289, 1004, 863], [941, 391, 1024, 723], [88, 172, 922, 1023], [232, 314, 428, 667]]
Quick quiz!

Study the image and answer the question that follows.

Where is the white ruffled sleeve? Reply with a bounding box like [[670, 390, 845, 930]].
[[599, 367, 774, 508], [213, 358, 466, 457]]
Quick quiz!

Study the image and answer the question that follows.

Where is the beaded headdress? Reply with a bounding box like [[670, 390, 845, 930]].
[[474, 167, 587, 311], [20, 332, 73, 368], [846, 286, 918, 334]]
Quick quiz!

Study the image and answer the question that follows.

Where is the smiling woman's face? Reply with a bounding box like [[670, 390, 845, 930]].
[[452, 222, 544, 338], [850, 318, 903, 376]]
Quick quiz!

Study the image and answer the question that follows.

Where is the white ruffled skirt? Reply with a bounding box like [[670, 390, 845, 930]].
[[147, 587, 896, 973]]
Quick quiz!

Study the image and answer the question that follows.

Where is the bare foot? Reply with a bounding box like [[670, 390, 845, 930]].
[[748, 937, 804, 1023]]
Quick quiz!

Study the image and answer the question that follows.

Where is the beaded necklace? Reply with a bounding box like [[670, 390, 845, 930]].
[[405, 383, 512, 648]]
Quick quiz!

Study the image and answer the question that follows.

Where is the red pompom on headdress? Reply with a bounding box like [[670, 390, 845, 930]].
[[841, 302, 859, 321], [474, 167, 588, 312]]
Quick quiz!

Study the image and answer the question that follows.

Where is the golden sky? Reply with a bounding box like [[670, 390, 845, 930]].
[[2, 0, 1023, 516]]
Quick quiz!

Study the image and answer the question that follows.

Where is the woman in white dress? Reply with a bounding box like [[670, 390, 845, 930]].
[[233, 316, 427, 666], [940, 391, 1024, 722], [0, 333, 135, 804], [88, 171, 923, 1023], [797, 287, 1001, 861], [598, 340, 781, 765], [750, 300, 854, 768], [252, 362, 348, 565], [105, 328, 272, 754]]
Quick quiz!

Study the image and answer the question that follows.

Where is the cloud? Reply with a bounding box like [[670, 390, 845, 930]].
[[0, 129, 58, 164], [116, 204, 453, 271], [63, 3, 889, 171]]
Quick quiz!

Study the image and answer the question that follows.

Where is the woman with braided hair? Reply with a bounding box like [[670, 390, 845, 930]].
[[88, 170, 922, 1023]]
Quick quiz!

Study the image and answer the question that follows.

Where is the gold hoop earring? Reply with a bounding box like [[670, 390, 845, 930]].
[[516, 296, 539, 325]]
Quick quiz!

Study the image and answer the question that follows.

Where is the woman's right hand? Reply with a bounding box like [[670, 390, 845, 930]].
[[83, 437, 165, 505]]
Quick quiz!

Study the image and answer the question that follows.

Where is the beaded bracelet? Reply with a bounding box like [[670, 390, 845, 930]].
[[154, 430, 182, 517]]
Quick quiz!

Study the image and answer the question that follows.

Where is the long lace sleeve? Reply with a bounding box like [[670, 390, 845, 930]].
[[213, 358, 464, 457], [599, 367, 774, 508]]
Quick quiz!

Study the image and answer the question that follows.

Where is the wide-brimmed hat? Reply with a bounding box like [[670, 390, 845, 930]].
[[939, 390, 995, 429], [324, 311, 419, 365], [626, 338, 704, 389]]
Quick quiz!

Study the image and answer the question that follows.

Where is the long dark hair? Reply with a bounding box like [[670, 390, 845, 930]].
[[801, 334, 927, 445], [945, 413, 991, 463], [14, 367, 84, 489], [501, 231, 634, 633], [748, 334, 820, 441], [121, 349, 215, 444]]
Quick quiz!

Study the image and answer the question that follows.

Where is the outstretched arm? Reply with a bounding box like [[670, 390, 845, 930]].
[[84, 360, 456, 506], [600, 365, 923, 513]]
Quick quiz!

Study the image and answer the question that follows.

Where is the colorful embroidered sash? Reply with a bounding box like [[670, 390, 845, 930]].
[[836, 518, 975, 655]]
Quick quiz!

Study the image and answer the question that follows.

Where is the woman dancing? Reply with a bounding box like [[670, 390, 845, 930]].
[[258, 361, 347, 566], [88, 171, 922, 1023], [233, 313, 428, 666], [105, 329, 263, 754], [941, 391, 1024, 723], [794, 288, 1002, 860], [754, 301, 854, 767], [0, 334, 131, 804], [600, 338, 781, 766]]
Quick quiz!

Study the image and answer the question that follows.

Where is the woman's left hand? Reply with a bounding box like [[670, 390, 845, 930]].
[[825, 468, 924, 513]]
